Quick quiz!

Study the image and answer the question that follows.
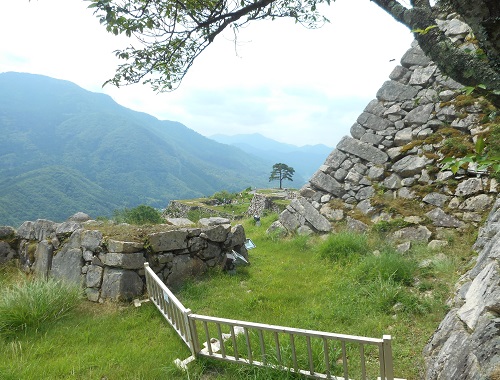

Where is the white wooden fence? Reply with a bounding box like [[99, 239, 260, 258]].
[[144, 263, 401, 380]]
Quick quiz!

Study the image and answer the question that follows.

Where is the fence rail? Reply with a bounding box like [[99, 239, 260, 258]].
[[144, 263, 398, 379]]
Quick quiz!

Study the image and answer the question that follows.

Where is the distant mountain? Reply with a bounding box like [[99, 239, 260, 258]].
[[210, 133, 332, 184], [0, 72, 273, 226]]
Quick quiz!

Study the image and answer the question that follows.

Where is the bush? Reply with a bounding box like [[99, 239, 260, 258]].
[[0, 277, 82, 336], [317, 231, 369, 261], [113, 205, 163, 225]]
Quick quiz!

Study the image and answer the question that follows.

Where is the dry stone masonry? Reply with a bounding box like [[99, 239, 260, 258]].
[[0, 213, 248, 302], [275, 16, 498, 245]]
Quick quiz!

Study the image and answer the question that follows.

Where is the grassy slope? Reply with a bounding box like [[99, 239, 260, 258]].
[[0, 214, 476, 380]]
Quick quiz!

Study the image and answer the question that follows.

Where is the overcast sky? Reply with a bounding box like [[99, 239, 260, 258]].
[[1, 0, 414, 147]]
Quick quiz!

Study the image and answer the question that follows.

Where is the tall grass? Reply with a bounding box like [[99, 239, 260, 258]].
[[0, 276, 82, 336], [317, 231, 369, 261]]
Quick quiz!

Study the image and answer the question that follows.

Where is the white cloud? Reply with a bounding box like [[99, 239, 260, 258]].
[[0, 0, 413, 147]]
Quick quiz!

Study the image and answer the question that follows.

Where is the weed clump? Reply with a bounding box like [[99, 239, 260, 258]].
[[0, 277, 82, 336], [317, 231, 369, 261]]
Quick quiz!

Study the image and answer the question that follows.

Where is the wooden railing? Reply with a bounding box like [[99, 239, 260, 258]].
[[144, 263, 399, 380], [144, 263, 194, 354]]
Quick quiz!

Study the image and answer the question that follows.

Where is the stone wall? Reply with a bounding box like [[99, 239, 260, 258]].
[[277, 16, 498, 244], [1, 214, 248, 302]]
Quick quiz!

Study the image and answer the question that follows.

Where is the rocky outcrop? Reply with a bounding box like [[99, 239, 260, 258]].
[[1, 214, 248, 302], [423, 198, 500, 380]]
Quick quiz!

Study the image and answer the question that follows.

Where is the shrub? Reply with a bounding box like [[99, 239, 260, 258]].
[[317, 231, 369, 261], [113, 205, 163, 225], [0, 277, 82, 336]]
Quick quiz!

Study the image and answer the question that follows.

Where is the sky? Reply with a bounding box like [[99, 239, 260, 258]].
[[1, 0, 414, 147]]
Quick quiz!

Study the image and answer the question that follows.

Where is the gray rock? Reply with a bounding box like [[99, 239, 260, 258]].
[[166, 218, 195, 226], [346, 217, 368, 233], [320, 204, 344, 221], [198, 241, 221, 260], [107, 239, 143, 253], [389, 65, 409, 81], [377, 80, 419, 102], [460, 194, 493, 212], [337, 136, 388, 165], [357, 112, 393, 132], [86, 265, 104, 288], [458, 262, 500, 330], [266, 221, 287, 236], [396, 241, 411, 253], [165, 255, 207, 289], [56, 221, 82, 236], [392, 155, 430, 177], [324, 149, 347, 168], [394, 127, 413, 146], [455, 178, 483, 196], [68, 212, 91, 222], [101, 268, 144, 301], [439, 18, 470, 36], [85, 288, 100, 302], [356, 199, 376, 215], [102, 252, 146, 269], [383, 173, 402, 189], [356, 186, 375, 200], [149, 230, 189, 252], [0, 241, 17, 264], [398, 187, 416, 199], [404, 103, 435, 125], [367, 166, 385, 181], [436, 104, 457, 122], [198, 217, 230, 226], [350, 123, 366, 139], [423, 193, 450, 207], [289, 197, 331, 233], [364, 100, 387, 116], [310, 171, 345, 197], [0, 226, 16, 239], [333, 168, 348, 181], [297, 225, 314, 236], [426, 208, 465, 228], [51, 247, 83, 286], [409, 65, 437, 85], [428, 240, 449, 250], [393, 225, 432, 242], [439, 90, 456, 102], [451, 114, 480, 131], [200, 224, 230, 242], [32, 241, 53, 279], [400, 45, 432, 67], [279, 209, 301, 232], [360, 133, 384, 145], [81, 230, 103, 251]]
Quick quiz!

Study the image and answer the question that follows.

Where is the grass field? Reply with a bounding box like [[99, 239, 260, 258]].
[[0, 214, 476, 379]]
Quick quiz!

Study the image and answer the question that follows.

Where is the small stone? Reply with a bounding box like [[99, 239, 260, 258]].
[[428, 240, 449, 250]]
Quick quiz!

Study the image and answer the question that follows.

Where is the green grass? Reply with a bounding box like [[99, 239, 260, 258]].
[[0, 213, 476, 379], [0, 271, 82, 337]]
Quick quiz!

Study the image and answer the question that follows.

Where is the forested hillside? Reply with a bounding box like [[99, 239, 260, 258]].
[[0, 72, 273, 226]]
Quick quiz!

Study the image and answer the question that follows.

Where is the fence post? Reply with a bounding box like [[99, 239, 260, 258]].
[[382, 335, 394, 380], [184, 308, 197, 356]]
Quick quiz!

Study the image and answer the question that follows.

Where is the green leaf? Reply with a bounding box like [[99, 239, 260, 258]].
[[475, 136, 485, 155]]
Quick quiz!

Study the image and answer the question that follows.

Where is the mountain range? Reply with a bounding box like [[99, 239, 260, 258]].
[[0, 72, 331, 227], [210, 133, 332, 183]]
